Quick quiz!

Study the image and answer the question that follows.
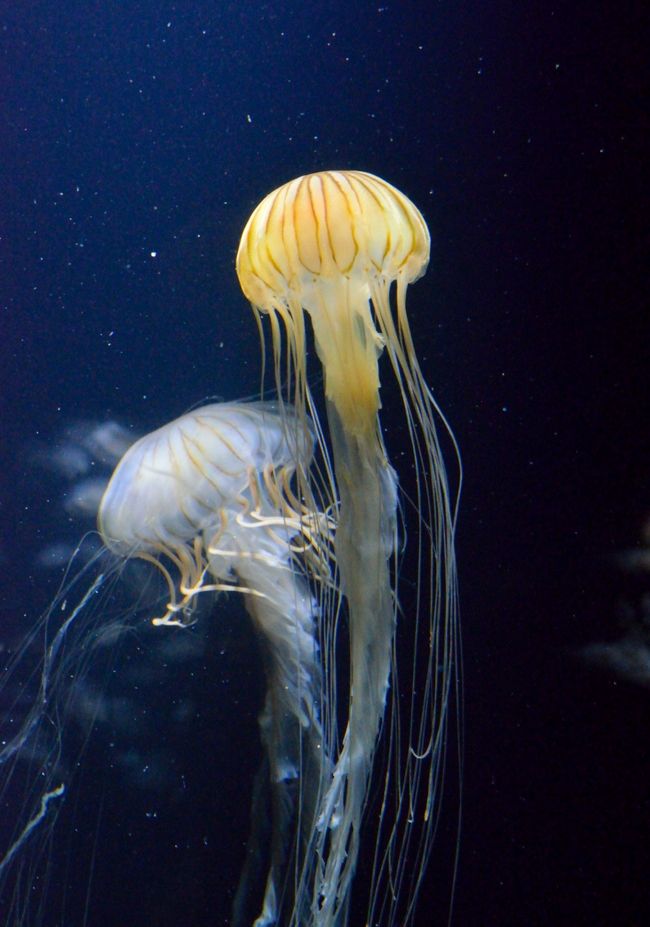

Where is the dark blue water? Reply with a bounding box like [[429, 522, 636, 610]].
[[1, 2, 647, 925]]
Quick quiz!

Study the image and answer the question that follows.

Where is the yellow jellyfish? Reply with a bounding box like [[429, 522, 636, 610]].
[[237, 170, 461, 926]]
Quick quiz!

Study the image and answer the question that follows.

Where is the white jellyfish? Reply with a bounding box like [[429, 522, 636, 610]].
[[1, 401, 333, 927]]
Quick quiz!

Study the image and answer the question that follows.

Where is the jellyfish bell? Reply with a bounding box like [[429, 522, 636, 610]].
[[237, 170, 430, 436], [98, 401, 322, 623], [237, 170, 461, 926]]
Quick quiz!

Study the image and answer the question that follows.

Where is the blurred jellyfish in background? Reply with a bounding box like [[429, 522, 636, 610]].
[[581, 515, 650, 687], [31, 419, 135, 571], [237, 170, 461, 926]]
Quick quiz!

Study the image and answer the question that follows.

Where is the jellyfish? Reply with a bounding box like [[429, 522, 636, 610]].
[[0, 401, 333, 927], [97, 399, 336, 925], [237, 170, 461, 926], [1, 171, 460, 927]]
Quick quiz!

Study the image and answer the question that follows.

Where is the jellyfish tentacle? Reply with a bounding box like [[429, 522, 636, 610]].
[[307, 401, 398, 925]]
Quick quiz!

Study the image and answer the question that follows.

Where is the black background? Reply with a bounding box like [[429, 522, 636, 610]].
[[1, 2, 648, 925]]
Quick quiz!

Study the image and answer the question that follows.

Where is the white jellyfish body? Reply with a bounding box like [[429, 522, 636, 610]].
[[1, 401, 334, 927], [98, 401, 332, 925]]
